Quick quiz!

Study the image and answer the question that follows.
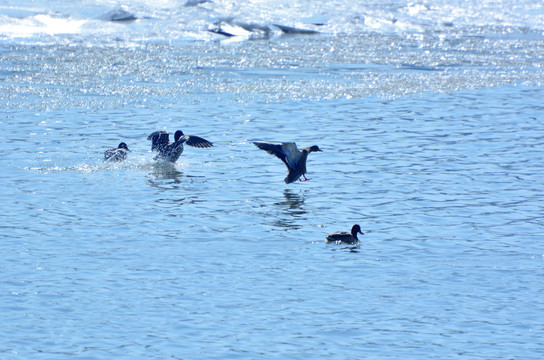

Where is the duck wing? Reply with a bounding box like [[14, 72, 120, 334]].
[[280, 142, 303, 169], [104, 148, 116, 161], [183, 134, 213, 148], [104, 148, 127, 162], [326, 231, 351, 242], [254, 141, 293, 170], [147, 131, 170, 151]]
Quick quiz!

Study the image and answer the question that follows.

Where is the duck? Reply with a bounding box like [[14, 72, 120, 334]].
[[104, 142, 130, 162], [326, 224, 364, 245], [147, 130, 213, 163], [253, 141, 322, 184]]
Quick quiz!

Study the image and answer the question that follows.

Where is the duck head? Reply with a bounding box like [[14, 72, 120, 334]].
[[351, 224, 364, 238], [118, 142, 130, 151], [308, 145, 322, 152], [174, 130, 184, 142]]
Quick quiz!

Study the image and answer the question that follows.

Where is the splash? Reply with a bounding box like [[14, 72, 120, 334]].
[[24, 156, 187, 174]]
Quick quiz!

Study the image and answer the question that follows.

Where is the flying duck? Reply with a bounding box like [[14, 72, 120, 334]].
[[326, 224, 364, 245], [253, 141, 322, 184], [104, 142, 130, 162], [147, 130, 213, 163]]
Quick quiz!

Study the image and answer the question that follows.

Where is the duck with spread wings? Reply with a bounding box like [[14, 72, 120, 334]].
[[147, 130, 213, 163], [253, 141, 322, 184]]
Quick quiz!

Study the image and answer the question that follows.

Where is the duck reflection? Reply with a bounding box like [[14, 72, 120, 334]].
[[147, 162, 183, 189], [275, 189, 305, 210], [272, 189, 307, 229], [328, 244, 361, 253]]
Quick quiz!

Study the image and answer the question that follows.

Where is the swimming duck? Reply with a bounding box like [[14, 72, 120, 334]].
[[253, 141, 322, 184], [104, 142, 130, 162], [326, 224, 364, 245], [147, 130, 213, 163]]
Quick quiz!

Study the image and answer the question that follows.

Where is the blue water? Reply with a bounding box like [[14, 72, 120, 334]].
[[1, 1, 544, 359]]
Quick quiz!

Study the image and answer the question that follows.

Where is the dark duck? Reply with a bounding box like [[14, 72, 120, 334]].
[[104, 142, 130, 162], [147, 130, 213, 163], [326, 224, 364, 245], [253, 141, 322, 184]]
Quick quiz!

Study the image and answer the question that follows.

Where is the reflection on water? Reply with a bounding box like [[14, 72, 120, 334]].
[[276, 189, 306, 211], [272, 189, 307, 229], [146, 163, 183, 189], [145, 162, 208, 206], [327, 243, 361, 253]]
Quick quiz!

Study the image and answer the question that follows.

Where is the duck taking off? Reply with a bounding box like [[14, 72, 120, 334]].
[[147, 130, 213, 163], [104, 142, 130, 162], [326, 224, 364, 245], [253, 141, 322, 184]]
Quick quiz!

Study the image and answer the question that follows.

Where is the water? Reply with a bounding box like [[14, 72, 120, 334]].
[[1, 1, 544, 359]]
